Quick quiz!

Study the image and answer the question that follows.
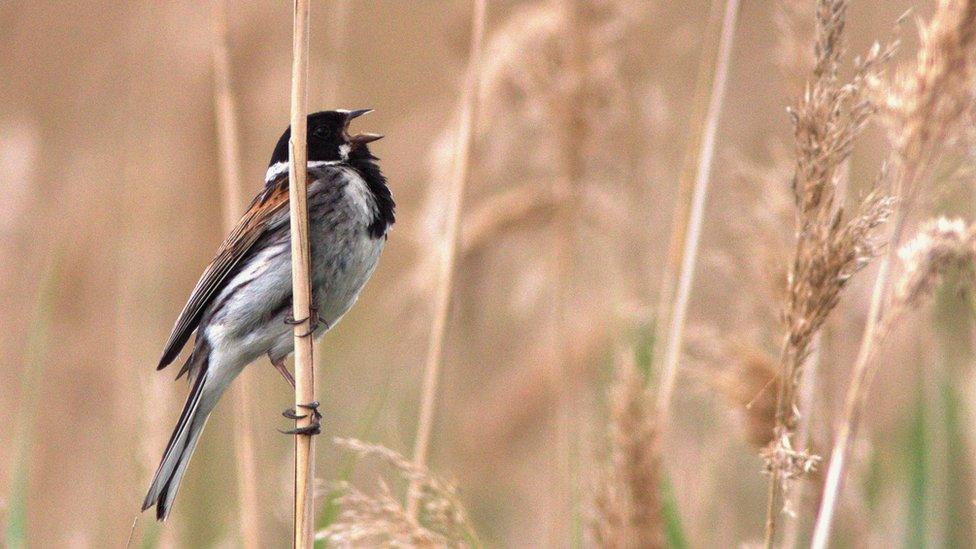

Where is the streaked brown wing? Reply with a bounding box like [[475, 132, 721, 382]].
[[157, 178, 290, 370]]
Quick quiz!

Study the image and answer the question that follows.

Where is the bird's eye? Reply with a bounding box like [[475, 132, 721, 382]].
[[312, 127, 329, 139]]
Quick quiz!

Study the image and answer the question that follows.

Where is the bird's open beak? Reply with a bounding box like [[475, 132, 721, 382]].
[[350, 133, 384, 144], [344, 108, 383, 144], [345, 108, 373, 120]]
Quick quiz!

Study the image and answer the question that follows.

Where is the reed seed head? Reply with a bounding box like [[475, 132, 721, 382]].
[[592, 350, 664, 549], [317, 438, 474, 548]]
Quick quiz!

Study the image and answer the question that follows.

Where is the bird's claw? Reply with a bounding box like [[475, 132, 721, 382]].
[[279, 401, 322, 435], [284, 305, 321, 338], [281, 408, 307, 420], [297, 401, 323, 419], [279, 424, 321, 436]]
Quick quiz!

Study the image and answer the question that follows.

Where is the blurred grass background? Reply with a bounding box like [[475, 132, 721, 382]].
[[3, 0, 970, 547]]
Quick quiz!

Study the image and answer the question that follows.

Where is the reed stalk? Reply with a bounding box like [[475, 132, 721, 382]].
[[287, 0, 315, 546], [810, 1, 976, 545], [779, 337, 820, 549], [407, 0, 488, 520], [757, 1, 901, 543], [810, 219, 976, 547], [655, 0, 739, 422], [545, 1, 590, 542], [210, 2, 261, 547], [652, 0, 724, 372]]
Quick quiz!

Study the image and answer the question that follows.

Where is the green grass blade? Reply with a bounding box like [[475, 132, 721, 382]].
[[905, 389, 928, 549], [4, 259, 58, 548], [935, 280, 974, 547], [661, 473, 688, 549], [635, 321, 656, 385]]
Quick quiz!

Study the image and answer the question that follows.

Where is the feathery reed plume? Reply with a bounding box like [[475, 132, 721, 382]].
[[882, 217, 976, 317], [774, 0, 817, 96], [697, 340, 778, 448], [417, 0, 656, 539], [407, 0, 488, 520], [892, 218, 976, 307], [761, 1, 897, 544], [779, 335, 821, 549], [287, 0, 315, 546], [592, 350, 664, 549], [655, 0, 740, 422], [318, 438, 476, 548], [210, 2, 260, 546], [806, 218, 976, 546], [812, 1, 976, 545]]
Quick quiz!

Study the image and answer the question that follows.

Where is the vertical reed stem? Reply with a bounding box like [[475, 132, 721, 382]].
[[653, 0, 724, 364], [811, 0, 976, 541], [407, 0, 488, 520], [809, 208, 906, 549], [211, 2, 261, 547], [780, 336, 821, 549], [655, 0, 739, 423], [546, 2, 587, 541], [288, 1, 314, 546]]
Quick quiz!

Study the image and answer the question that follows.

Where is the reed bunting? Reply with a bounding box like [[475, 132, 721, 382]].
[[142, 109, 394, 521]]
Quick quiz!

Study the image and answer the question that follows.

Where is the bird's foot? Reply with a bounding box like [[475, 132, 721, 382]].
[[269, 356, 296, 389], [284, 305, 320, 338], [279, 401, 322, 435]]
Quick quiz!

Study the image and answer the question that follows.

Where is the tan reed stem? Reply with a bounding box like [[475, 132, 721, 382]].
[[763, 334, 791, 548], [652, 0, 724, 367], [407, 0, 488, 520], [808, 183, 912, 549], [811, 1, 976, 543], [211, 2, 261, 546], [780, 336, 821, 549], [288, 0, 315, 546], [808, 228, 897, 549], [655, 0, 740, 422], [544, 1, 588, 542]]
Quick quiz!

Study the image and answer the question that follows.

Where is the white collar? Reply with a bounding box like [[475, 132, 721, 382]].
[[264, 160, 343, 184]]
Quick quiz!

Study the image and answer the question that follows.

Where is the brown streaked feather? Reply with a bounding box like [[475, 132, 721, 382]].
[[157, 176, 291, 370]]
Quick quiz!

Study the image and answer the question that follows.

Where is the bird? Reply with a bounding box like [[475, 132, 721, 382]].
[[141, 109, 395, 521]]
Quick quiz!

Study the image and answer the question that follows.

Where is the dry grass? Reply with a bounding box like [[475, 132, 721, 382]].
[[407, 0, 488, 520], [9, 1, 976, 547], [893, 217, 976, 308], [654, 0, 740, 423], [812, 1, 976, 544], [419, 0, 649, 542], [318, 438, 475, 548], [592, 350, 664, 549], [761, 0, 897, 543], [652, 0, 727, 373]]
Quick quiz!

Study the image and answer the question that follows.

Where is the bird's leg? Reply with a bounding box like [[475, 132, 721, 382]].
[[280, 401, 322, 435], [284, 301, 320, 338], [268, 354, 295, 389]]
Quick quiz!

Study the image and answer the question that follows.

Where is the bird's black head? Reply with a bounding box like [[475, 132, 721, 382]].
[[268, 109, 383, 168]]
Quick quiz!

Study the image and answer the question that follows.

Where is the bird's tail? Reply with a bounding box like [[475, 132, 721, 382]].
[[142, 353, 220, 521]]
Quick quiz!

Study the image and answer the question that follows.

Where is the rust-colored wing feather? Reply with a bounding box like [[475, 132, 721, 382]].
[[157, 179, 290, 370]]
